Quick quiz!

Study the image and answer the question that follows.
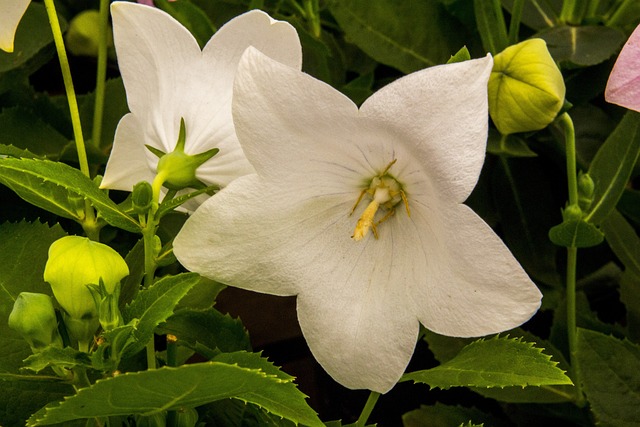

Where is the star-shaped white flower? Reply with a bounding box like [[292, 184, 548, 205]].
[[0, 0, 30, 53], [100, 2, 302, 199], [173, 48, 543, 393]]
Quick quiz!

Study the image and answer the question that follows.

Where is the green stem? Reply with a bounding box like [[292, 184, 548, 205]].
[[606, 0, 635, 26], [586, 0, 601, 19], [302, 0, 321, 38], [560, 0, 585, 24], [355, 391, 380, 427], [474, 0, 509, 54], [560, 113, 579, 206], [92, 0, 110, 151], [508, 0, 524, 44], [43, 0, 90, 178]]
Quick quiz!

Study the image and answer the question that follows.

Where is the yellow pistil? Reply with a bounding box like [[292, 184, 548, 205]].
[[351, 159, 410, 241]]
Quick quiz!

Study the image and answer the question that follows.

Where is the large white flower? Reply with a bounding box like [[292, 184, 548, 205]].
[[100, 2, 302, 198], [0, 0, 30, 53], [173, 48, 543, 393]]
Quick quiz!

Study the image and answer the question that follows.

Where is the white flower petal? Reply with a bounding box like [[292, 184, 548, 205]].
[[101, 114, 155, 190], [0, 0, 30, 53], [409, 201, 542, 336], [360, 55, 493, 203]]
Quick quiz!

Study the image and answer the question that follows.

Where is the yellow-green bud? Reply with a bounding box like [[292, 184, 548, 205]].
[[562, 204, 583, 221], [44, 236, 129, 348], [578, 172, 595, 211], [65, 10, 113, 57], [488, 38, 566, 135], [8, 292, 63, 353]]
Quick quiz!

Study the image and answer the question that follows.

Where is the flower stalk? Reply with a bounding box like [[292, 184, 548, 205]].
[[355, 391, 380, 427], [91, 0, 110, 151]]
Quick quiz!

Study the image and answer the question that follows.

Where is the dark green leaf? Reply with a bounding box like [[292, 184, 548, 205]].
[[201, 399, 296, 427], [0, 376, 73, 427], [486, 131, 538, 157], [0, 158, 140, 232], [548, 218, 605, 248], [78, 78, 129, 152], [620, 270, 640, 342], [154, 0, 216, 49], [27, 360, 322, 426], [329, 0, 468, 73], [576, 328, 640, 426], [0, 107, 70, 159], [537, 25, 626, 66], [402, 335, 572, 389], [175, 276, 226, 311], [586, 111, 640, 225], [601, 209, 640, 277], [157, 307, 251, 356], [501, 0, 560, 30], [473, 0, 508, 54], [22, 346, 92, 373], [121, 273, 200, 358], [403, 403, 501, 427]]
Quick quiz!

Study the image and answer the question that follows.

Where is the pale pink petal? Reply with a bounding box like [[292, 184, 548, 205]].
[[606, 23, 640, 112]]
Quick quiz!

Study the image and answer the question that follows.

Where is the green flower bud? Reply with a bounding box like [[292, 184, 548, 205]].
[[562, 204, 583, 222], [44, 236, 129, 348], [132, 181, 154, 214], [172, 407, 199, 427], [147, 118, 219, 191], [136, 412, 167, 427], [8, 292, 63, 353], [488, 39, 566, 135], [88, 281, 123, 332], [578, 172, 595, 211], [65, 10, 113, 57]]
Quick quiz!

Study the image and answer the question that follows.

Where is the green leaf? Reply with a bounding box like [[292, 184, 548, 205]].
[[501, 0, 560, 30], [0, 3, 66, 74], [0, 107, 71, 159], [536, 25, 626, 66], [121, 273, 200, 358], [0, 158, 140, 232], [27, 360, 322, 426], [486, 131, 538, 157], [22, 346, 92, 373], [0, 221, 67, 375], [91, 324, 137, 372], [200, 399, 296, 427], [158, 307, 250, 357], [328, 0, 468, 73], [601, 209, 640, 277], [473, 0, 508, 54], [447, 46, 471, 64], [78, 78, 129, 152], [620, 270, 640, 342], [585, 111, 640, 225], [548, 218, 605, 248], [0, 376, 74, 427], [156, 184, 219, 218], [402, 335, 572, 389], [576, 328, 640, 426], [154, 0, 216, 49], [174, 276, 226, 311], [402, 403, 499, 427]]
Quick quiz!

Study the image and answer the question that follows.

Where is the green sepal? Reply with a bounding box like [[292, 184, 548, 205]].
[[156, 184, 219, 217], [486, 130, 537, 157], [401, 335, 572, 389], [548, 218, 605, 248], [447, 46, 471, 64]]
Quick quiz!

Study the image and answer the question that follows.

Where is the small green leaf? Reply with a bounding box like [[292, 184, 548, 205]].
[[22, 347, 92, 373], [585, 111, 640, 225], [447, 46, 471, 64], [158, 307, 251, 356], [0, 158, 140, 232], [27, 361, 322, 426], [536, 25, 626, 66], [402, 403, 497, 427], [121, 273, 200, 358], [328, 0, 468, 73], [402, 335, 572, 389], [576, 328, 640, 426], [548, 218, 605, 248]]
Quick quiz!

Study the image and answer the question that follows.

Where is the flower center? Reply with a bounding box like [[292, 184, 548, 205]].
[[350, 159, 410, 241]]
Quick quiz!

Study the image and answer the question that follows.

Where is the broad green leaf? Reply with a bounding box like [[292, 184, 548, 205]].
[[121, 273, 200, 358], [201, 399, 296, 427], [0, 158, 140, 232], [120, 238, 145, 308], [0, 3, 66, 74], [78, 78, 129, 152], [402, 335, 572, 389], [502, 0, 561, 30], [548, 218, 605, 248], [0, 221, 66, 375], [0, 376, 74, 427], [537, 25, 626, 66], [492, 157, 562, 286], [328, 0, 467, 73], [22, 346, 92, 373], [576, 328, 640, 426], [174, 276, 226, 311], [473, 0, 508, 54], [601, 209, 640, 277], [403, 403, 499, 427], [158, 307, 250, 357], [585, 111, 640, 225], [619, 189, 640, 226], [0, 107, 70, 159], [27, 361, 322, 426], [154, 0, 216, 49]]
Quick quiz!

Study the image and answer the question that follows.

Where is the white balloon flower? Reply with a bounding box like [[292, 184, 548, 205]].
[[100, 2, 302, 205], [174, 48, 543, 393]]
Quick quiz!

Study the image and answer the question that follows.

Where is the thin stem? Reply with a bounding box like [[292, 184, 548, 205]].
[[302, 0, 321, 38], [508, 0, 524, 44], [566, 246, 585, 405], [606, 0, 635, 26], [92, 0, 110, 150], [560, 0, 585, 24], [43, 0, 90, 178], [355, 391, 380, 427], [586, 0, 601, 19]]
